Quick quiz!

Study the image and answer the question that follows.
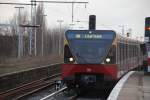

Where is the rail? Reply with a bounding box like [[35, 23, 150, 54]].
[[40, 86, 67, 100], [0, 73, 61, 100]]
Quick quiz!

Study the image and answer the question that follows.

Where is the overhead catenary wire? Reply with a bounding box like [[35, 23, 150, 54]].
[[31, 0, 88, 4], [31, 0, 88, 23], [0, 2, 35, 6]]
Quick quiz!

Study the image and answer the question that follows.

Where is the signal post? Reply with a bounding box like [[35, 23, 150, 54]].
[[144, 17, 150, 73]]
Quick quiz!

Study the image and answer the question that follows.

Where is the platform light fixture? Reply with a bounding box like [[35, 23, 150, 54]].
[[145, 17, 150, 38]]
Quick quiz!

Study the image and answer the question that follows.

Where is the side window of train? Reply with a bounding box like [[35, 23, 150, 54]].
[[134, 45, 136, 57], [131, 45, 133, 57], [140, 44, 147, 55], [117, 42, 120, 64], [64, 45, 74, 63], [136, 45, 138, 57], [120, 43, 124, 62], [130, 45, 133, 58], [133, 45, 135, 57], [127, 44, 129, 59], [112, 45, 116, 63], [119, 43, 122, 62], [129, 44, 132, 58]]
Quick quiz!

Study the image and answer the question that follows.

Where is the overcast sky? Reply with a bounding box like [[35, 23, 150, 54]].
[[0, 0, 150, 39]]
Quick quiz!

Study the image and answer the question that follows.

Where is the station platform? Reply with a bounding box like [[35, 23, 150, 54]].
[[0, 55, 62, 77], [0, 55, 62, 92], [108, 71, 150, 100]]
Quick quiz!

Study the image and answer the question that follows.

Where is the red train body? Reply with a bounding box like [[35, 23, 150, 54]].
[[62, 64, 118, 80]]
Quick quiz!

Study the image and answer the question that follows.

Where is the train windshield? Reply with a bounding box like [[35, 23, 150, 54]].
[[66, 30, 116, 64]]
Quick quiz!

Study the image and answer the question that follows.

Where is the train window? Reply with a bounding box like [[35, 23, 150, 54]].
[[131, 45, 133, 57], [124, 43, 126, 60], [66, 30, 116, 64], [119, 43, 121, 62], [129, 44, 132, 58], [105, 45, 116, 64], [134, 45, 136, 57], [136, 45, 138, 56], [133, 45, 135, 56], [122, 43, 125, 61], [64, 45, 74, 63], [123, 43, 125, 61], [120, 43, 123, 62], [132, 45, 134, 57], [126, 44, 129, 59], [117, 42, 120, 64], [140, 44, 147, 55], [135, 45, 136, 56], [129, 44, 130, 58], [120, 43, 125, 70], [135, 46, 136, 57], [130, 45, 132, 58]]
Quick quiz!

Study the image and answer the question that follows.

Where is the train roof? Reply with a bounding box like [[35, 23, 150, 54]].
[[65, 29, 144, 44], [116, 33, 143, 44]]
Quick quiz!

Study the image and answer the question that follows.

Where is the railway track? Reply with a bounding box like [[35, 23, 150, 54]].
[[40, 86, 111, 100], [40, 86, 78, 100], [1, 70, 133, 100], [0, 73, 61, 100], [40, 86, 68, 100]]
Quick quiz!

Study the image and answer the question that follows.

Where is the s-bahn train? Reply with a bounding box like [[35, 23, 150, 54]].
[[61, 30, 146, 91]]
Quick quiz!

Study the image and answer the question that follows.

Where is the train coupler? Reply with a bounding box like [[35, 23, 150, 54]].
[[55, 80, 64, 91]]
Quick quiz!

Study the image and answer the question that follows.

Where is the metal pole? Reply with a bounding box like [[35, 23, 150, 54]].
[[30, 0, 37, 56], [72, 3, 74, 23], [30, 0, 33, 56], [0, 2, 35, 56], [122, 25, 124, 35], [41, 15, 47, 56], [57, 20, 63, 55], [19, 24, 40, 56], [31, 1, 88, 24], [34, 0, 37, 56], [29, 28, 32, 55], [41, 17, 43, 56], [119, 25, 125, 35], [15, 7, 24, 58]]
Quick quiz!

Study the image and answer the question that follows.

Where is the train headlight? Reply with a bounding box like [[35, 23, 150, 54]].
[[106, 58, 110, 63], [69, 57, 74, 62]]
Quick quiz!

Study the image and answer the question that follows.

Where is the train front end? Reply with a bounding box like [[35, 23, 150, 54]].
[[62, 30, 117, 90]]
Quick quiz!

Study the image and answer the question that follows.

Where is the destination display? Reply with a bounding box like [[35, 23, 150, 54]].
[[66, 30, 115, 40], [75, 34, 102, 39]]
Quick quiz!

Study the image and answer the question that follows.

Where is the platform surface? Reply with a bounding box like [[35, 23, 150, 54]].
[[117, 72, 150, 100], [0, 55, 62, 77]]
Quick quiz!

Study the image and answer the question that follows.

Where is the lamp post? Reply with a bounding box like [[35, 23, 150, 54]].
[[69, 23, 75, 29], [127, 28, 132, 37], [118, 25, 125, 36], [15, 6, 24, 59], [41, 14, 47, 56], [57, 20, 64, 55]]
